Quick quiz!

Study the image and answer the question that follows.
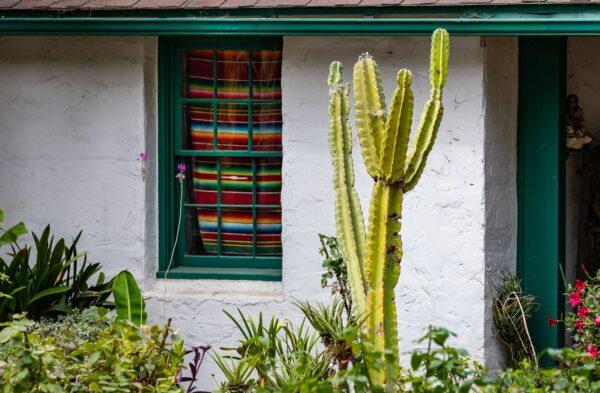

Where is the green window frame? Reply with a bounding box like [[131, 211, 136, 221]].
[[158, 37, 283, 281]]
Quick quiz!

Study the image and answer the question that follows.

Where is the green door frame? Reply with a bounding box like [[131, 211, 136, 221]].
[[517, 37, 567, 357]]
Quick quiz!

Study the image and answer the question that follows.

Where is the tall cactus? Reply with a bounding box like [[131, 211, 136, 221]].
[[327, 29, 449, 389]]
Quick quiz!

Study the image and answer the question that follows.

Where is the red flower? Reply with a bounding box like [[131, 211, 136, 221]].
[[575, 279, 586, 292], [575, 320, 585, 333], [588, 345, 598, 359], [570, 291, 583, 308], [548, 318, 558, 327], [578, 306, 590, 319], [594, 315, 600, 326]]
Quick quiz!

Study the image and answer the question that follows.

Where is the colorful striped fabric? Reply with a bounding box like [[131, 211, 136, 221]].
[[192, 157, 282, 206], [197, 208, 282, 256], [186, 102, 282, 151], [185, 48, 283, 257], [186, 50, 214, 98], [252, 50, 282, 100]]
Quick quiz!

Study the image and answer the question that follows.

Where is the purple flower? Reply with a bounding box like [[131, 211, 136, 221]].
[[138, 152, 149, 162], [177, 163, 187, 173]]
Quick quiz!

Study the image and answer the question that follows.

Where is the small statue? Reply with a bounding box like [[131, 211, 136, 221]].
[[566, 94, 593, 150]]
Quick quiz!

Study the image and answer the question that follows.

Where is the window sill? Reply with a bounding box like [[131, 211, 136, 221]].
[[156, 266, 282, 281]]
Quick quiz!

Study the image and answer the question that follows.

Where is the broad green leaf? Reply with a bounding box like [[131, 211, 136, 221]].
[[0, 222, 28, 246], [112, 270, 147, 326], [0, 210, 4, 222], [29, 285, 70, 304]]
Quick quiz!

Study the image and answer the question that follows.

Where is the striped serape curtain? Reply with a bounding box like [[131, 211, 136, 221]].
[[186, 49, 282, 257]]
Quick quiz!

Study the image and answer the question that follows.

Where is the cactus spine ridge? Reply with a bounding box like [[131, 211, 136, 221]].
[[327, 61, 368, 314]]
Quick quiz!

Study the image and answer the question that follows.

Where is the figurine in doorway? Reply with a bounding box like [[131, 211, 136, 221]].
[[566, 94, 593, 150]]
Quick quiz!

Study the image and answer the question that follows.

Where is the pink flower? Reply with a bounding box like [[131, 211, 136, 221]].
[[177, 163, 187, 172], [548, 318, 558, 327], [138, 152, 149, 161], [575, 279, 586, 293], [570, 291, 583, 307], [575, 320, 585, 333], [588, 345, 598, 359], [594, 315, 600, 326], [578, 306, 590, 319]]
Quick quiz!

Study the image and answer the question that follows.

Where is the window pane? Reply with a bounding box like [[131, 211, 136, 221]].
[[252, 102, 282, 151], [256, 207, 282, 256], [185, 50, 214, 98], [184, 104, 214, 151], [221, 207, 253, 255], [252, 50, 282, 100], [185, 207, 218, 255], [256, 157, 282, 206], [217, 50, 249, 99], [221, 157, 252, 205], [189, 157, 217, 205], [217, 103, 248, 151]]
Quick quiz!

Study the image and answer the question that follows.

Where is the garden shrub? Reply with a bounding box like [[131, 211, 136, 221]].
[[0, 211, 113, 322], [0, 310, 185, 392]]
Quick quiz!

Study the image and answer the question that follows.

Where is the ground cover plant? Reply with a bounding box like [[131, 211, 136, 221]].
[[0, 310, 186, 392]]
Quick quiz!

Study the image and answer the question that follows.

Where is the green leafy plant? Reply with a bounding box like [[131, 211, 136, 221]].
[[112, 270, 147, 326], [295, 297, 359, 372], [0, 221, 113, 322], [319, 234, 352, 319], [550, 268, 600, 361], [492, 272, 538, 367], [327, 29, 450, 388], [0, 313, 185, 392], [215, 310, 333, 392], [403, 327, 489, 393]]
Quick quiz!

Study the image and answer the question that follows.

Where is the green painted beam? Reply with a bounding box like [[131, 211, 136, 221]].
[[2, 14, 600, 35], [517, 37, 566, 361]]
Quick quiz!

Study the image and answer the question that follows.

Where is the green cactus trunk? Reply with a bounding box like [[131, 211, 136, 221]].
[[327, 29, 449, 390]]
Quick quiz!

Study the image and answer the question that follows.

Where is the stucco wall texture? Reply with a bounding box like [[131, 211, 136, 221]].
[[0, 35, 510, 388]]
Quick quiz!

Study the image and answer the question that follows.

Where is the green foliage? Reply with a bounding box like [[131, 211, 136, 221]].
[[495, 348, 600, 392], [0, 312, 185, 392], [492, 272, 538, 367], [0, 223, 113, 322], [319, 234, 352, 320], [295, 297, 360, 372], [215, 310, 333, 392], [327, 29, 450, 389], [33, 308, 112, 350], [561, 271, 600, 357], [112, 270, 147, 326], [402, 327, 489, 393]]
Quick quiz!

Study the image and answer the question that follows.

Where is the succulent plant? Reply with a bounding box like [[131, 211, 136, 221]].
[[327, 28, 450, 389]]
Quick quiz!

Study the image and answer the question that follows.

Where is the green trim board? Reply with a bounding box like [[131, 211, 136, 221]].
[[3, 13, 600, 35], [157, 266, 282, 281], [158, 36, 283, 281], [517, 37, 566, 359]]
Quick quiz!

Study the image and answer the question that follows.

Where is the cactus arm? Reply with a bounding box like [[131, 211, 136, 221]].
[[328, 61, 368, 314], [380, 69, 414, 183], [403, 29, 449, 192], [383, 186, 402, 385], [364, 180, 390, 387], [353, 54, 387, 179], [365, 182, 403, 388]]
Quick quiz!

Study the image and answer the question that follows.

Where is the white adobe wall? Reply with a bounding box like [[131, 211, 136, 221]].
[[482, 37, 519, 370], [0, 35, 506, 388], [0, 36, 149, 280]]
